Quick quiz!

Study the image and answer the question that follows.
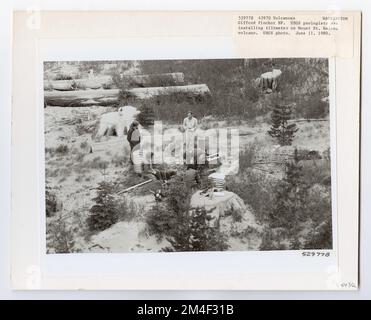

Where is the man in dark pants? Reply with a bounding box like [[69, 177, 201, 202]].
[[127, 121, 140, 149], [127, 120, 140, 164]]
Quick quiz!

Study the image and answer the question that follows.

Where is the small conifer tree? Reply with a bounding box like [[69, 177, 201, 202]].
[[268, 104, 298, 145], [269, 149, 309, 237], [87, 182, 118, 232], [163, 207, 229, 252]]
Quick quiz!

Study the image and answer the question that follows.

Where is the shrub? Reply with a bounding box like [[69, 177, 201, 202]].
[[136, 92, 213, 123], [146, 202, 172, 238], [76, 122, 96, 136], [226, 207, 243, 223], [45, 189, 58, 217], [80, 141, 88, 149], [259, 228, 287, 250], [146, 174, 191, 238], [78, 157, 109, 172], [146, 173, 229, 251], [54, 73, 73, 80], [87, 182, 119, 232], [226, 169, 277, 223], [110, 153, 129, 167], [289, 237, 303, 250], [301, 159, 331, 187], [268, 149, 309, 232], [304, 218, 332, 249], [46, 216, 78, 253], [116, 197, 139, 222], [238, 144, 258, 172], [102, 82, 113, 89], [55, 144, 69, 155], [162, 207, 229, 252], [304, 184, 332, 226], [296, 93, 329, 120]]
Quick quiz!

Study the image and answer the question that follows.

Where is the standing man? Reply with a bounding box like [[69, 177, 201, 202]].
[[127, 120, 141, 165], [183, 111, 198, 157], [127, 120, 140, 151]]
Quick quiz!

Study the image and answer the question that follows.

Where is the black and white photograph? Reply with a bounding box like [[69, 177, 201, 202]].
[[43, 58, 332, 254]]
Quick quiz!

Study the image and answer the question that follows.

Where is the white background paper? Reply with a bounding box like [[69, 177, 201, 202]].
[[1, 0, 370, 299]]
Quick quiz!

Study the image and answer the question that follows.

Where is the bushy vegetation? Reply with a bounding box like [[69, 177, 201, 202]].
[[263, 150, 332, 250], [296, 92, 329, 119], [238, 144, 258, 172], [56, 144, 69, 154], [135, 58, 329, 122], [227, 145, 332, 250], [87, 182, 119, 232], [268, 149, 310, 230], [146, 174, 229, 251], [54, 73, 74, 80], [45, 188, 58, 217], [301, 159, 331, 187], [46, 216, 79, 253], [304, 217, 332, 249], [162, 207, 229, 252], [146, 174, 192, 239], [227, 169, 277, 223], [86, 180, 141, 233]]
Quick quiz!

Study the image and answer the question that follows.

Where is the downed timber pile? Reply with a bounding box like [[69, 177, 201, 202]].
[[44, 73, 185, 91], [122, 72, 185, 87], [44, 75, 112, 91], [128, 84, 210, 99], [45, 89, 120, 107], [44, 84, 210, 107]]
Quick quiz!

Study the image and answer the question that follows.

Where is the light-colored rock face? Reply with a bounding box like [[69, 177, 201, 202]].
[[118, 105, 140, 118], [190, 190, 258, 229], [190, 190, 262, 250], [96, 105, 140, 138]]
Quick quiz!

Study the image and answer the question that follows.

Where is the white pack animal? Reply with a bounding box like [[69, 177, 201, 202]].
[[95, 105, 140, 139]]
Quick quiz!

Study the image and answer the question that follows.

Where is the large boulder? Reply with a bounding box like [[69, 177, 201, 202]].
[[190, 190, 259, 232], [95, 105, 140, 139]]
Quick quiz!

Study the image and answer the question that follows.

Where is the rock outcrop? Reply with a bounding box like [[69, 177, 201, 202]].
[[190, 190, 259, 231]]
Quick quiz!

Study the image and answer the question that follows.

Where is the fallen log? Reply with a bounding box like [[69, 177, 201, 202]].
[[128, 84, 210, 99], [116, 179, 153, 195], [44, 89, 120, 107], [44, 84, 210, 107], [45, 73, 185, 91], [122, 72, 185, 87], [45, 76, 112, 91]]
